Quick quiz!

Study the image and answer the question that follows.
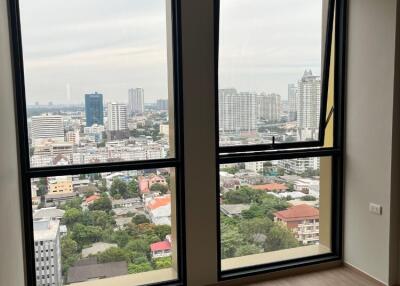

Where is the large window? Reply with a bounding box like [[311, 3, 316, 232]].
[[9, 0, 184, 285], [8, 0, 346, 284], [216, 0, 344, 279]]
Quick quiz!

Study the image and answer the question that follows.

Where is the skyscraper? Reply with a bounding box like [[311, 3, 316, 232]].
[[34, 219, 62, 286], [297, 70, 321, 140], [156, 99, 168, 111], [288, 83, 297, 121], [107, 103, 128, 131], [256, 93, 281, 122], [31, 114, 64, 146], [219, 89, 256, 133], [128, 88, 144, 115], [85, 92, 104, 127]]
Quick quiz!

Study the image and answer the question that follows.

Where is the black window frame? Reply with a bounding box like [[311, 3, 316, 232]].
[[215, 0, 347, 280], [7, 0, 186, 285], [216, 0, 336, 154]]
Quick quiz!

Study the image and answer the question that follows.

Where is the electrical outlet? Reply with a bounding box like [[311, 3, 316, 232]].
[[369, 203, 382, 215]]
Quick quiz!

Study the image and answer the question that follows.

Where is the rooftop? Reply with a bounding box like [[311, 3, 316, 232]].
[[33, 219, 59, 241], [146, 195, 171, 211], [82, 242, 118, 258], [67, 261, 128, 283], [33, 207, 65, 220], [150, 240, 171, 252], [274, 204, 319, 221], [251, 183, 288, 192]]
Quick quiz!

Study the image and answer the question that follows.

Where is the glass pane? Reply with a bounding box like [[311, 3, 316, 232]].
[[219, 0, 324, 146], [31, 168, 178, 285], [20, 0, 175, 167], [219, 157, 332, 271]]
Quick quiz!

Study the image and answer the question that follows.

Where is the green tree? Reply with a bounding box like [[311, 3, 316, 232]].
[[71, 223, 102, 247], [89, 196, 112, 213], [112, 230, 131, 248], [63, 208, 83, 227], [150, 183, 169, 194], [37, 177, 47, 196], [153, 257, 172, 269], [128, 179, 139, 197], [125, 239, 149, 255], [301, 195, 317, 201], [61, 197, 83, 210], [110, 178, 129, 199], [128, 262, 153, 274], [153, 225, 171, 241], [220, 166, 239, 175], [61, 237, 79, 276], [220, 223, 244, 259], [235, 244, 261, 257], [264, 225, 299, 251], [132, 214, 150, 225], [239, 217, 273, 244], [97, 247, 128, 263], [90, 210, 115, 228]]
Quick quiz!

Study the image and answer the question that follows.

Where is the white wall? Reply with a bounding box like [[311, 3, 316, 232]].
[[0, 0, 25, 285], [345, 0, 399, 284]]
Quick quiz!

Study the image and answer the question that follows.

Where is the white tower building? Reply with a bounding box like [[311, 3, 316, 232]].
[[107, 103, 128, 131], [128, 88, 144, 115]]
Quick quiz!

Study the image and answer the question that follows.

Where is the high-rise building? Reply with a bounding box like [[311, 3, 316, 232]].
[[85, 92, 104, 127], [218, 89, 256, 133], [288, 84, 297, 121], [107, 103, 128, 131], [156, 99, 168, 111], [34, 219, 62, 286], [31, 114, 64, 146], [256, 93, 281, 122], [297, 70, 321, 139], [128, 88, 144, 115]]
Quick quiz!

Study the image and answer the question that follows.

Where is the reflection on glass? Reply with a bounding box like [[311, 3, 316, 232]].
[[218, 0, 323, 146], [19, 0, 174, 167], [219, 157, 331, 270], [31, 168, 177, 285]]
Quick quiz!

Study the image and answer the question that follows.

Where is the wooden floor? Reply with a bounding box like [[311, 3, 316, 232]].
[[247, 267, 384, 286]]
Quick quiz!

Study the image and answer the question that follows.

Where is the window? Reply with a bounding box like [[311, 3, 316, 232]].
[[8, 0, 346, 284], [9, 0, 184, 286], [216, 0, 344, 279]]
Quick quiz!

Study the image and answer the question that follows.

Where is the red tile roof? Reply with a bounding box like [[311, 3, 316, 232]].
[[150, 240, 171, 252], [274, 204, 319, 221], [146, 195, 171, 211], [251, 183, 288, 192], [85, 195, 100, 204]]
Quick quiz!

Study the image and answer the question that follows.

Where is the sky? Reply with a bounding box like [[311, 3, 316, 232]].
[[20, 0, 323, 105]]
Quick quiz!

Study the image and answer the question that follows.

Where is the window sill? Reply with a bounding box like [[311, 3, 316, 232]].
[[68, 268, 178, 286], [221, 244, 331, 271]]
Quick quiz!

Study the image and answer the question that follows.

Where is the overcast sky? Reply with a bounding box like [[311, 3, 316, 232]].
[[20, 0, 322, 105]]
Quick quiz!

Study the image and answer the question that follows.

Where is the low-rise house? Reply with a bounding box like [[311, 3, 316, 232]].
[[45, 192, 77, 204], [112, 197, 142, 209], [150, 238, 172, 259], [72, 179, 90, 191], [81, 242, 118, 258], [274, 204, 320, 245], [67, 258, 127, 284], [251, 183, 289, 193], [146, 195, 171, 225], [82, 194, 100, 208], [267, 191, 307, 200], [220, 204, 251, 218], [138, 174, 168, 196], [33, 207, 65, 221], [113, 207, 143, 217]]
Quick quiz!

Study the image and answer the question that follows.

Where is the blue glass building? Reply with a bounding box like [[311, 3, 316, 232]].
[[85, 92, 104, 127]]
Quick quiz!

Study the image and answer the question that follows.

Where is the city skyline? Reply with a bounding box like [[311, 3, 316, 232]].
[[20, 0, 323, 104]]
